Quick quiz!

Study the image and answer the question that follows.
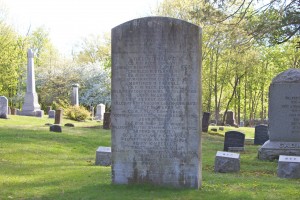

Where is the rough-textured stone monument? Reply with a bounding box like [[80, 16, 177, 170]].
[[71, 84, 79, 106], [21, 49, 43, 116], [96, 104, 105, 120], [111, 17, 202, 188], [259, 69, 300, 160], [202, 112, 210, 132], [254, 124, 269, 145], [277, 155, 300, 179], [223, 131, 245, 151], [0, 96, 8, 119], [214, 151, 240, 173]]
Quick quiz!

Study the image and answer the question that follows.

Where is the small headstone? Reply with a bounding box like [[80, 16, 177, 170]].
[[11, 108, 17, 115], [95, 104, 105, 120], [0, 96, 8, 119], [259, 69, 300, 160], [95, 146, 111, 166], [277, 155, 300, 179], [48, 110, 55, 118], [46, 106, 51, 114], [54, 109, 63, 124], [50, 125, 62, 132], [225, 111, 236, 126], [21, 49, 43, 116], [202, 112, 210, 132], [16, 109, 21, 115], [35, 110, 44, 118], [239, 121, 244, 127], [219, 127, 224, 131], [103, 112, 111, 129], [214, 151, 240, 173], [223, 131, 245, 151], [254, 125, 269, 145], [64, 123, 75, 127]]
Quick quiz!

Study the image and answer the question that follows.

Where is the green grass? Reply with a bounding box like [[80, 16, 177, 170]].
[[1, 116, 300, 199], [208, 125, 255, 138]]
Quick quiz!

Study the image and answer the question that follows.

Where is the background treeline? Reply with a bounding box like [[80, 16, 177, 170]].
[[0, 0, 299, 125], [154, 0, 299, 125]]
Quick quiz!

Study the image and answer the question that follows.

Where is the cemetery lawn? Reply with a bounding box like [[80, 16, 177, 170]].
[[208, 125, 255, 138], [1, 116, 299, 200]]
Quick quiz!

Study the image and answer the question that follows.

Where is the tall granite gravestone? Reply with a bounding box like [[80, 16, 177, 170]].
[[21, 49, 43, 116], [202, 112, 210, 132], [71, 84, 79, 106], [259, 69, 300, 160], [225, 111, 236, 126], [96, 104, 105, 120], [111, 17, 202, 188], [254, 125, 269, 145], [224, 131, 245, 151], [0, 96, 8, 119]]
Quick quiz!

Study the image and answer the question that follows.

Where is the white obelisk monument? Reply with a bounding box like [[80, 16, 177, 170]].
[[21, 49, 43, 116]]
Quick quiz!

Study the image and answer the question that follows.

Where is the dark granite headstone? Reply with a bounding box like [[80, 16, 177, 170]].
[[254, 125, 269, 145], [223, 131, 245, 151], [202, 112, 210, 132], [50, 125, 62, 132], [103, 112, 111, 129]]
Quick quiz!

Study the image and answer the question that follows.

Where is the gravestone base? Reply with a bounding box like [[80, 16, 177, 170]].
[[214, 151, 240, 173], [228, 147, 245, 152], [95, 146, 111, 166], [21, 110, 44, 117], [277, 155, 300, 179], [258, 141, 300, 161]]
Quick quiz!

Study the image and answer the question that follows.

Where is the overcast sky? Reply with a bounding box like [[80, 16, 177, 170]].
[[2, 0, 162, 57]]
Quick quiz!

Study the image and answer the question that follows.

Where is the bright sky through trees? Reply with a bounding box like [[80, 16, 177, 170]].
[[2, 0, 161, 56]]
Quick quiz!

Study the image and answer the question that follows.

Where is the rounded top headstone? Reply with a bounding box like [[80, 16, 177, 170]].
[[272, 68, 300, 83], [27, 49, 34, 58]]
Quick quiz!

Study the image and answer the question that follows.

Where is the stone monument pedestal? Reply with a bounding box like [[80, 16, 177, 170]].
[[258, 141, 300, 160]]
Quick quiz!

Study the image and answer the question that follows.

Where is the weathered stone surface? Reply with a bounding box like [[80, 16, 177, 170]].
[[95, 146, 111, 166], [277, 155, 300, 179], [254, 125, 269, 145], [50, 125, 62, 132], [202, 112, 210, 132], [214, 151, 240, 173], [0, 96, 8, 119], [259, 69, 300, 160], [223, 131, 245, 151], [95, 104, 105, 120], [111, 17, 202, 188], [48, 110, 55, 118]]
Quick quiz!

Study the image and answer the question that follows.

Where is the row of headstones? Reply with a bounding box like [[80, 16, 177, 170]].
[[94, 146, 300, 179], [214, 151, 300, 178]]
